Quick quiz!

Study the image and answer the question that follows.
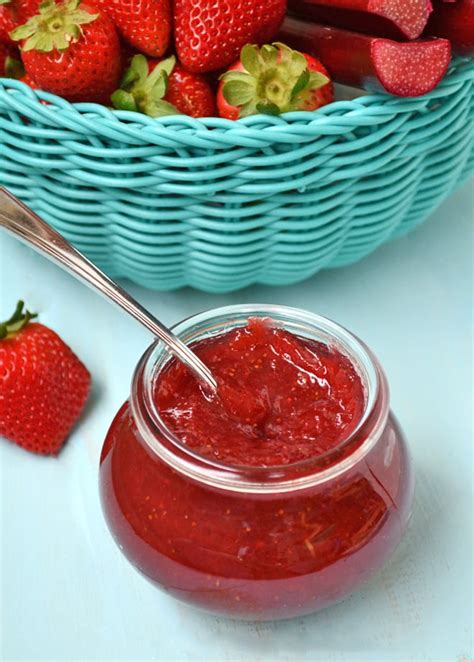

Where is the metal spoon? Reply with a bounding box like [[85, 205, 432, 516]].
[[0, 188, 218, 393]]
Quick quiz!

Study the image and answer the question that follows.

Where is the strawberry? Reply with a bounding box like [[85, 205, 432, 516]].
[[1, 50, 43, 89], [0, 0, 40, 44], [174, 0, 287, 73], [20, 71, 39, 87], [112, 54, 216, 118], [0, 5, 13, 43], [217, 43, 333, 120], [11, 0, 121, 104], [163, 62, 217, 118], [0, 301, 91, 455], [93, 0, 170, 58]]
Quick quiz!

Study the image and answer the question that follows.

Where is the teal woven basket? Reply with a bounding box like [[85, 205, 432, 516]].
[[1, 56, 473, 293]]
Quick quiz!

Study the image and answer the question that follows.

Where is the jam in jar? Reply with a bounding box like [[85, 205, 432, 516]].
[[100, 305, 414, 620]]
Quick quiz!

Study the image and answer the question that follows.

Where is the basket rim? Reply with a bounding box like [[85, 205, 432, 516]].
[[0, 56, 472, 142]]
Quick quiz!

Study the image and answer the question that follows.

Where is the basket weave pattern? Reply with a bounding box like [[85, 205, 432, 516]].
[[1, 57, 473, 292]]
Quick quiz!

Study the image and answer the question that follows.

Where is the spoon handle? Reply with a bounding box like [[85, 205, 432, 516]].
[[0, 188, 217, 392]]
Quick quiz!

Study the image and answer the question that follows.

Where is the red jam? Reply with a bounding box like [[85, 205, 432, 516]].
[[100, 313, 414, 620], [156, 319, 365, 466]]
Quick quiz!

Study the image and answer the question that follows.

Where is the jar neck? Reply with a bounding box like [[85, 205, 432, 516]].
[[130, 305, 390, 494]]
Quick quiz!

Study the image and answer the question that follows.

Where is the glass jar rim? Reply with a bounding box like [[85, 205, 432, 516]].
[[130, 304, 389, 494]]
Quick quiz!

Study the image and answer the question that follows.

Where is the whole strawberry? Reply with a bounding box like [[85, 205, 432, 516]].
[[11, 0, 121, 104], [217, 42, 333, 120], [0, 0, 40, 44], [0, 301, 91, 455], [112, 54, 216, 118], [174, 0, 287, 73], [93, 0, 170, 58]]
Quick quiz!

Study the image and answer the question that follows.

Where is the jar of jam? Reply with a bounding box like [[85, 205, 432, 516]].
[[99, 305, 414, 620]]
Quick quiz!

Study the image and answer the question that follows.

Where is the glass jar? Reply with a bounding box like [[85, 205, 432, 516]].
[[99, 305, 414, 621]]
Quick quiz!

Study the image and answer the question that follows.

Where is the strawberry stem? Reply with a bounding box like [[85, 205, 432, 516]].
[[0, 300, 37, 339]]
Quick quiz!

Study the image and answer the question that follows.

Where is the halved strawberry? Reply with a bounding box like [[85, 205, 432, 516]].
[[217, 42, 333, 120]]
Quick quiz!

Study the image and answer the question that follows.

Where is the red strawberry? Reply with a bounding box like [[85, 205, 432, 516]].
[[0, 6, 13, 43], [0, 0, 40, 44], [93, 0, 170, 58], [0, 301, 91, 455], [174, 0, 287, 73], [10, 0, 121, 104], [112, 54, 216, 117], [158, 60, 216, 117], [217, 42, 333, 120]]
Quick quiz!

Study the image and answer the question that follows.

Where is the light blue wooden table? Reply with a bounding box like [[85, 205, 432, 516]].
[[0, 183, 472, 662]]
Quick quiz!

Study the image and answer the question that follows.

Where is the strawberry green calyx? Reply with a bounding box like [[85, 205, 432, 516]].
[[0, 0, 11, 5], [111, 54, 179, 118], [0, 300, 37, 340], [221, 42, 329, 117], [5, 55, 25, 79], [10, 0, 99, 52]]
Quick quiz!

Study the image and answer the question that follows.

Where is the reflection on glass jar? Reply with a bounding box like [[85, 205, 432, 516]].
[[100, 305, 414, 620]]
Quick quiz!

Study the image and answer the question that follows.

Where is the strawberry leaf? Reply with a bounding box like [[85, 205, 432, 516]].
[[291, 70, 310, 100], [130, 54, 149, 84], [223, 77, 256, 106], [221, 42, 332, 119], [112, 54, 179, 118], [142, 99, 179, 118], [120, 65, 140, 89], [5, 55, 25, 79], [152, 55, 176, 79], [308, 71, 329, 88], [111, 90, 138, 112], [0, 300, 37, 340], [260, 44, 278, 67], [256, 101, 281, 115], [240, 44, 260, 76]]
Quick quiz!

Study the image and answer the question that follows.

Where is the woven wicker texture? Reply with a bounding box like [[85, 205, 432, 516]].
[[1, 57, 473, 292]]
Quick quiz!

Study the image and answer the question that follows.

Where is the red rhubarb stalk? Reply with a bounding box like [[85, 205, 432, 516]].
[[279, 16, 452, 96], [426, 0, 474, 54], [288, 0, 433, 40]]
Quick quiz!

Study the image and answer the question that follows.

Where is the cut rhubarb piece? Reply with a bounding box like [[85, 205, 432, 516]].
[[288, 0, 433, 40], [426, 0, 474, 54], [279, 16, 451, 96]]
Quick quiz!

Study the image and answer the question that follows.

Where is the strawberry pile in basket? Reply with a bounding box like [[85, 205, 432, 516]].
[[0, 0, 472, 119]]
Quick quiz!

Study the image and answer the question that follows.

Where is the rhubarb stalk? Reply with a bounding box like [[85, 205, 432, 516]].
[[288, 0, 433, 40], [279, 16, 452, 96], [426, 0, 474, 54]]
